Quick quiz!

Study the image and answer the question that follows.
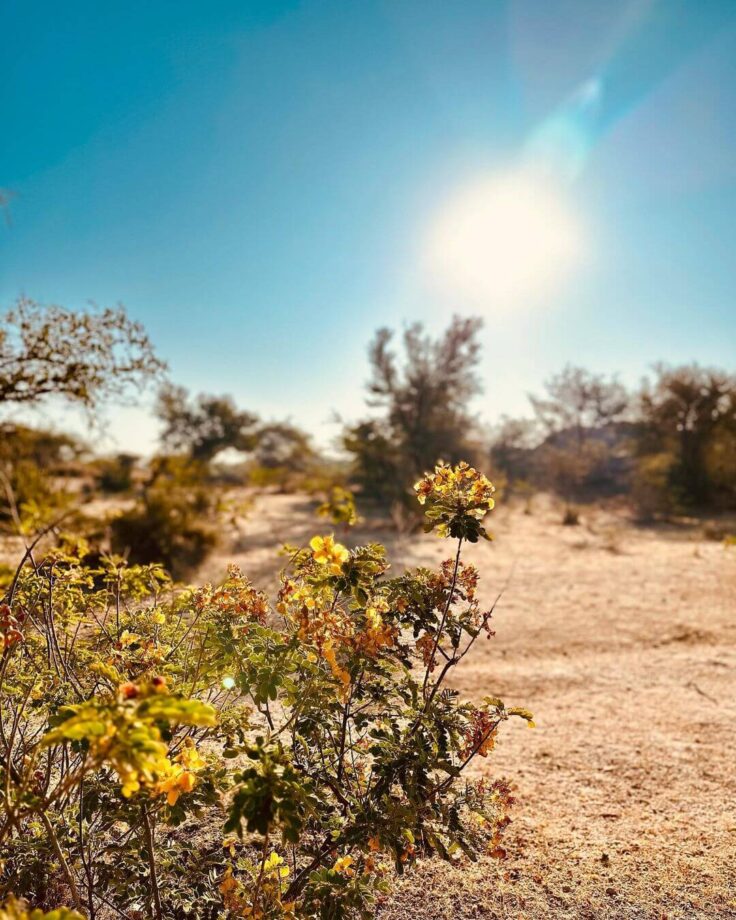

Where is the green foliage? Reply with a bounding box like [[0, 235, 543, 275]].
[[317, 486, 360, 528], [0, 462, 528, 919], [0, 425, 83, 532], [225, 742, 314, 842], [157, 383, 260, 462], [0, 897, 84, 920], [638, 364, 736, 508]]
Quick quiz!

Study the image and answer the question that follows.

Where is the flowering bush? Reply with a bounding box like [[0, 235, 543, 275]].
[[0, 462, 531, 919]]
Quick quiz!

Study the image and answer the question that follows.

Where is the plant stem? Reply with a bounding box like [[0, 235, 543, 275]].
[[41, 810, 83, 911], [422, 537, 463, 699], [141, 804, 163, 920]]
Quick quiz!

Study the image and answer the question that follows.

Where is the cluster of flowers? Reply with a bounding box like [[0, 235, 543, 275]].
[[195, 564, 269, 625], [276, 537, 397, 698], [414, 460, 496, 517], [42, 676, 213, 803], [414, 461, 496, 541]]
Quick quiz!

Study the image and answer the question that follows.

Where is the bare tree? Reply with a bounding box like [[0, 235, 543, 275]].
[[530, 364, 629, 449], [0, 297, 164, 412]]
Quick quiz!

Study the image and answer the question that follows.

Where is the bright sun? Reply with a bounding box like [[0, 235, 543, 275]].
[[424, 169, 584, 307]]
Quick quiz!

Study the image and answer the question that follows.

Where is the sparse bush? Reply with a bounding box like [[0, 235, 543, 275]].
[[0, 425, 84, 532], [317, 485, 360, 528], [0, 297, 164, 412], [631, 452, 679, 519], [157, 384, 260, 462], [110, 456, 217, 577], [94, 452, 138, 493], [0, 462, 530, 919]]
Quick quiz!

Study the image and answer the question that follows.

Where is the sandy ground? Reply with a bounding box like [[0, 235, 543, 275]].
[[201, 491, 736, 919]]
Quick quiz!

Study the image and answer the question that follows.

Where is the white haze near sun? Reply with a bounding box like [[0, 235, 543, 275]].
[[422, 168, 585, 309]]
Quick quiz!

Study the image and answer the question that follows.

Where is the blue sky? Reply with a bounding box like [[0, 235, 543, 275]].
[[2, 0, 736, 453]]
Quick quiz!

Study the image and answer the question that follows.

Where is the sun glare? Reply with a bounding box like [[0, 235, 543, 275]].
[[424, 170, 584, 307]]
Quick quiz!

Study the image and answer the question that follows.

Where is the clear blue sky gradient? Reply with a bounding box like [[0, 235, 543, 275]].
[[2, 0, 735, 452]]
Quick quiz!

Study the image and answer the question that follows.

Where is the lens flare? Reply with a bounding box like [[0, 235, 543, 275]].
[[424, 169, 584, 308]]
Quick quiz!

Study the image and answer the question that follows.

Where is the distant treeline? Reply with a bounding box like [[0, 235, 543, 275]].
[[343, 317, 736, 518], [1, 299, 734, 581]]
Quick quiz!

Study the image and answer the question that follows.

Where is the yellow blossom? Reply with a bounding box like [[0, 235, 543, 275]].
[[156, 764, 196, 805], [118, 630, 140, 647], [262, 851, 290, 878], [333, 855, 355, 876], [309, 535, 350, 574], [175, 739, 205, 771]]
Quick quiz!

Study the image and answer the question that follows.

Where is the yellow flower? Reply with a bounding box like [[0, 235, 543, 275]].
[[151, 610, 166, 625], [262, 851, 290, 878], [156, 764, 196, 805], [333, 855, 355, 876], [120, 773, 140, 798], [175, 739, 205, 771], [309, 535, 350, 573]]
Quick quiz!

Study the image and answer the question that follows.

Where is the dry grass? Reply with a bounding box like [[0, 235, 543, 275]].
[[202, 491, 736, 919]]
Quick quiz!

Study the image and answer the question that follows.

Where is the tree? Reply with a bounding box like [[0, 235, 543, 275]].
[[530, 364, 629, 448], [156, 384, 260, 463], [251, 422, 316, 471], [344, 316, 483, 503], [527, 366, 630, 506], [639, 363, 736, 505], [489, 416, 539, 483], [0, 297, 164, 411]]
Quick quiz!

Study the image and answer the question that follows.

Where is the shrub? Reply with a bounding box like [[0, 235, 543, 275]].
[[94, 453, 138, 494], [638, 364, 736, 507], [631, 452, 679, 520], [0, 425, 84, 532], [0, 462, 530, 919], [317, 486, 360, 528], [110, 456, 217, 578]]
